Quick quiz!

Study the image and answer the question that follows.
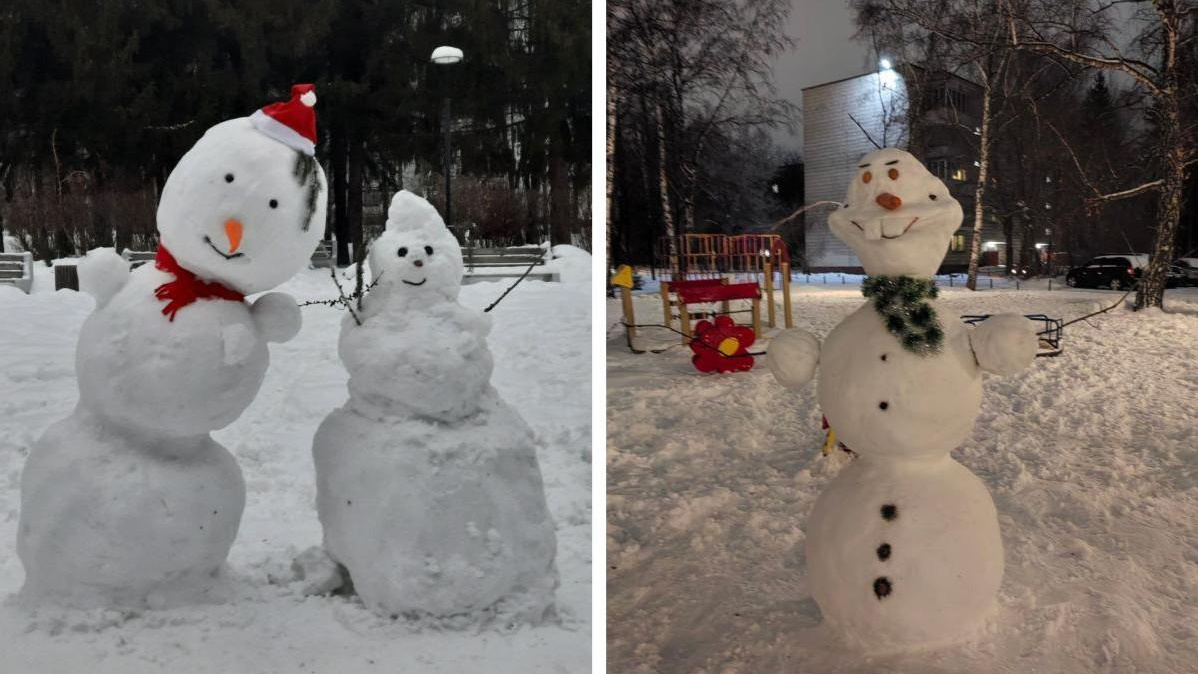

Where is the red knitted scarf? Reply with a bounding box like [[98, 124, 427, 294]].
[[154, 246, 245, 321]]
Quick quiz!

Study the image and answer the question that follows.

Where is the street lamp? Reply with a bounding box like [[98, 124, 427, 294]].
[[430, 46, 464, 237]]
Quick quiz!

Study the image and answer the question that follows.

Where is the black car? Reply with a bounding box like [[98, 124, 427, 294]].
[[1065, 256, 1143, 290], [1174, 258, 1198, 287]]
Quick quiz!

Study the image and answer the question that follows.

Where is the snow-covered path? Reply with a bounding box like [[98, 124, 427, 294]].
[[0, 262, 591, 674], [607, 284, 1198, 674]]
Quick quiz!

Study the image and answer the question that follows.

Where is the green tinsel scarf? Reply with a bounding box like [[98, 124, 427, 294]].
[[861, 275, 944, 356]]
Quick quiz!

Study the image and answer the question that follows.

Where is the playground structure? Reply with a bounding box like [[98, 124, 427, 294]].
[[656, 234, 793, 339]]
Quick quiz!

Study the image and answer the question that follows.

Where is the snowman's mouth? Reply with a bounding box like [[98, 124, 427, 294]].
[[204, 235, 246, 260], [402, 278, 427, 286], [851, 217, 920, 240]]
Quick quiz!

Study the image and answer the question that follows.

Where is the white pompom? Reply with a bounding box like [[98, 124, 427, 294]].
[[78, 247, 130, 308], [251, 292, 302, 343], [970, 313, 1038, 375], [300, 90, 316, 107], [766, 329, 821, 388]]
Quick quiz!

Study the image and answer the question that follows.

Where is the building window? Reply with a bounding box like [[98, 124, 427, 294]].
[[929, 159, 950, 181], [951, 167, 968, 182], [945, 87, 964, 111], [950, 233, 967, 252]]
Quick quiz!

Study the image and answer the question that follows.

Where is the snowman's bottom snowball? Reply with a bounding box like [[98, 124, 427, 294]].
[[806, 455, 1003, 651], [17, 408, 245, 608], [312, 400, 558, 623]]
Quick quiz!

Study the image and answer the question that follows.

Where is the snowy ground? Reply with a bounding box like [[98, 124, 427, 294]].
[[0, 260, 591, 674], [607, 280, 1198, 674]]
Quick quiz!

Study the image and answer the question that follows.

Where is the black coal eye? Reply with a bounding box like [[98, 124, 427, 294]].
[[397, 247, 408, 257], [225, 173, 234, 183], [424, 245, 433, 255], [269, 199, 278, 209], [929, 194, 938, 200]]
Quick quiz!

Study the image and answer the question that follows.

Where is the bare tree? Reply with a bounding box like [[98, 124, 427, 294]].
[[1003, 0, 1197, 309], [608, 0, 796, 270], [856, 0, 1089, 289]]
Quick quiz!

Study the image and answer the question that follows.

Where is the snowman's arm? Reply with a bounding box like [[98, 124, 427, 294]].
[[78, 248, 130, 309], [251, 292, 303, 343], [766, 329, 821, 388], [968, 313, 1038, 376]]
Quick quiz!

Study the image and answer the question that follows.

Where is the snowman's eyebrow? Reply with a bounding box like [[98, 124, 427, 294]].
[[858, 163, 871, 168], [885, 160, 899, 165]]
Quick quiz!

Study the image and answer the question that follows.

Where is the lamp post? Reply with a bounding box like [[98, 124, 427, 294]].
[[430, 46, 463, 238]]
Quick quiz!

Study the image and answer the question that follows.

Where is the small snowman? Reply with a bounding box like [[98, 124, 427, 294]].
[[768, 148, 1037, 650], [18, 85, 326, 607], [308, 191, 558, 623]]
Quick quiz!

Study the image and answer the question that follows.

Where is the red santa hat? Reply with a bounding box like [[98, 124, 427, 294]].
[[249, 84, 318, 156]]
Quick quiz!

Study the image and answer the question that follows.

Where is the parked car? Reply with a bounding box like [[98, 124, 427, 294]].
[[1173, 258, 1198, 287], [1065, 255, 1145, 290]]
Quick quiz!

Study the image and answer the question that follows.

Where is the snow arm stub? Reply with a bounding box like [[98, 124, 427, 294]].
[[767, 329, 821, 388], [969, 313, 1038, 376], [78, 248, 130, 309], [251, 292, 302, 343]]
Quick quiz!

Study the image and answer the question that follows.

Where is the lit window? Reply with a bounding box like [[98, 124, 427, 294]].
[[950, 234, 967, 252], [951, 168, 968, 182]]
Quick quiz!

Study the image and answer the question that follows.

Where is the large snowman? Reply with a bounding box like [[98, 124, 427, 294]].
[[768, 148, 1037, 650], [18, 85, 326, 608], [309, 191, 558, 623]]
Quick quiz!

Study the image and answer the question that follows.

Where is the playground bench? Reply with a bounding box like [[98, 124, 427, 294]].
[[465, 246, 547, 268], [675, 282, 763, 341], [463, 246, 557, 284], [311, 240, 335, 269], [121, 249, 157, 269], [0, 252, 34, 294]]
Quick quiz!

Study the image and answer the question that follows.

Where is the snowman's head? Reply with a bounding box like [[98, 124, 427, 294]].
[[157, 89, 326, 295], [827, 148, 962, 278], [367, 190, 463, 304]]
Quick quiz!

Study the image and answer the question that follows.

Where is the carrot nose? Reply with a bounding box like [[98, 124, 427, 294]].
[[875, 193, 902, 211], [224, 219, 243, 253]]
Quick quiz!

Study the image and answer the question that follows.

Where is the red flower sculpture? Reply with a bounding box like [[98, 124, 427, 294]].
[[690, 315, 756, 373]]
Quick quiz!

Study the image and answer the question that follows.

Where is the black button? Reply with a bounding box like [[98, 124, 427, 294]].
[[881, 504, 897, 520], [879, 401, 889, 410], [877, 543, 891, 561], [874, 577, 892, 599]]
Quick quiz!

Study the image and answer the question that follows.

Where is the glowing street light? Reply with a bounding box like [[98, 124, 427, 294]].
[[430, 46, 463, 65], [430, 46, 464, 237]]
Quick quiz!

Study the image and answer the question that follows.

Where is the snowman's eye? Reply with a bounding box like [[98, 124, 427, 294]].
[[269, 199, 278, 209], [929, 194, 938, 201], [424, 245, 433, 255], [225, 173, 235, 183], [397, 247, 408, 257]]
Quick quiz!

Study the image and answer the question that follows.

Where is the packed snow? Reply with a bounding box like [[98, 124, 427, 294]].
[[18, 107, 329, 610], [0, 259, 591, 673], [608, 279, 1198, 673], [766, 150, 1038, 651], [310, 192, 558, 623]]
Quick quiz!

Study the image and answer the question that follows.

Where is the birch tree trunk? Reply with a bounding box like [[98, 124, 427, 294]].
[[606, 80, 617, 270], [1136, 101, 1184, 309], [656, 101, 678, 276], [966, 76, 992, 291]]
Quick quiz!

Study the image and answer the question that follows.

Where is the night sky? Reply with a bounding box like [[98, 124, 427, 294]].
[[772, 0, 875, 152]]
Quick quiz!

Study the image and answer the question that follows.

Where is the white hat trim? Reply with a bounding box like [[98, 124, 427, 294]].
[[250, 109, 315, 156]]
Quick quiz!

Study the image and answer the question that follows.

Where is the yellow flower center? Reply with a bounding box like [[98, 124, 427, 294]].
[[717, 337, 740, 356]]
